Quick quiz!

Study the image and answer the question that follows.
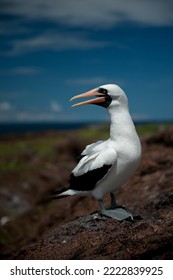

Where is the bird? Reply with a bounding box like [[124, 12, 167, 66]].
[[53, 84, 141, 221]]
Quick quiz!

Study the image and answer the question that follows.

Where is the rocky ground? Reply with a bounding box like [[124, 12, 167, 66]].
[[0, 125, 173, 259]]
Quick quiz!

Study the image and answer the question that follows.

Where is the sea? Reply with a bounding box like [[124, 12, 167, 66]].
[[0, 120, 172, 136], [0, 122, 101, 135]]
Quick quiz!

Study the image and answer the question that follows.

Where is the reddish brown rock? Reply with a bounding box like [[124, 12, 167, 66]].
[[1, 126, 173, 259], [13, 198, 173, 260]]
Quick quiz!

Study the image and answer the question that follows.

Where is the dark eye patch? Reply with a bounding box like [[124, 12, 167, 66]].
[[98, 88, 108, 95]]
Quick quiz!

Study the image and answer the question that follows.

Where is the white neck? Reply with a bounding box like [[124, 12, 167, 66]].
[[108, 103, 137, 143]]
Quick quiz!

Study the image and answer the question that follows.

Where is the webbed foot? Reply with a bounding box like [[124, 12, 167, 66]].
[[98, 197, 133, 221], [101, 206, 133, 221]]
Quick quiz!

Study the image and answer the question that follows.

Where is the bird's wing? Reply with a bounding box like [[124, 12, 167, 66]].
[[73, 140, 116, 175], [69, 141, 117, 191], [81, 140, 104, 155]]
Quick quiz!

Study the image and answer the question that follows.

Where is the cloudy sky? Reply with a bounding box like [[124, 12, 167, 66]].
[[0, 0, 173, 123]]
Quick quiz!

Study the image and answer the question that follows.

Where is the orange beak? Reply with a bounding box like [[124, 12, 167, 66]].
[[70, 88, 106, 107]]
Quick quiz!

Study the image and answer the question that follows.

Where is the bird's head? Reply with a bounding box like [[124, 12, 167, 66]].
[[70, 84, 128, 109]]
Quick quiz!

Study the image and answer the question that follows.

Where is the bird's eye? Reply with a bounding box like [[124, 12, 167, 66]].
[[98, 88, 108, 95]]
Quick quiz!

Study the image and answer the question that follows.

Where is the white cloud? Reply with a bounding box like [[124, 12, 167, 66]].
[[1, 1, 172, 56], [1, 0, 173, 28], [0, 99, 63, 122], [50, 100, 62, 112], [0, 99, 150, 123], [16, 111, 58, 122], [67, 77, 109, 86], [0, 110, 61, 122], [66, 76, 126, 87], [5, 31, 108, 55], [0, 101, 14, 121], [0, 67, 43, 75], [0, 102, 13, 111], [0, 109, 80, 123]]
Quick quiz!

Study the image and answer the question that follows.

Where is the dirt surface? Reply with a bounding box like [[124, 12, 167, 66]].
[[0, 125, 173, 259]]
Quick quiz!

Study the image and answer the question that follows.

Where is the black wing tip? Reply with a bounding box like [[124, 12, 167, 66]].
[[69, 164, 112, 192]]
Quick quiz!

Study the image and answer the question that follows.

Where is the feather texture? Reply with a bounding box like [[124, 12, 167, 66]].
[[72, 140, 117, 176], [69, 164, 112, 191]]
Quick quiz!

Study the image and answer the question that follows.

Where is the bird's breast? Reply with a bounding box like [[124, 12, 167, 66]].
[[92, 139, 141, 200]]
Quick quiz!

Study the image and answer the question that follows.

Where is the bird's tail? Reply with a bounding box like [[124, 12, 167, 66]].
[[51, 188, 76, 199]]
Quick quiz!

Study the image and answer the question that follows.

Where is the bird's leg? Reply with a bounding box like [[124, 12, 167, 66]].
[[110, 192, 117, 209], [98, 198, 133, 221], [110, 192, 133, 220], [98, 199, 105, 212]]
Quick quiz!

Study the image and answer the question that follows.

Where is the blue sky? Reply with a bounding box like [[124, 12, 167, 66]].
[[0, 0, 173, 123]]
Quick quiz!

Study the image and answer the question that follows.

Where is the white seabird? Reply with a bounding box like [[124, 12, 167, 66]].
[[53, 84, 141, 220]]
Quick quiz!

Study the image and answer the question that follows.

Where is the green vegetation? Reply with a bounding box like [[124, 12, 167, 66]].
[[0, 123, 171, 171], [0, 136, 64, 171], [0, 137, 63, 158], [0, 160, 27, 171], [79, 122, 171, 140], [78, 124, 109, 140], [0, 141, 26, 157], [135, 122, 170, 136]]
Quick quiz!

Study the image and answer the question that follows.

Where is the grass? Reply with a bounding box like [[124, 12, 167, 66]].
[[0, 161, 27, 171], [135, 122, 170, 136], [78, 122, 171, 140], [0, 137, 64, 158], [79, 124, 109, 140], [0, 122, 171, 171], [0, 137, 64, 171], [0, 141, 26, 157]]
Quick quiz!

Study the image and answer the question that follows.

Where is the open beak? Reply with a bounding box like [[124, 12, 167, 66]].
[[70, 88, 106, 107]]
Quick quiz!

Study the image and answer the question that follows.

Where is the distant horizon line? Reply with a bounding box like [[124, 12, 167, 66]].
[[0, 119, 173, 126], [0, 119, 173, 124]]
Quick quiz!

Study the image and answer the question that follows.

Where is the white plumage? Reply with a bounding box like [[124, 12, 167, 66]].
[[73, 140, 116, 176], [54, 84, 141, 220]]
